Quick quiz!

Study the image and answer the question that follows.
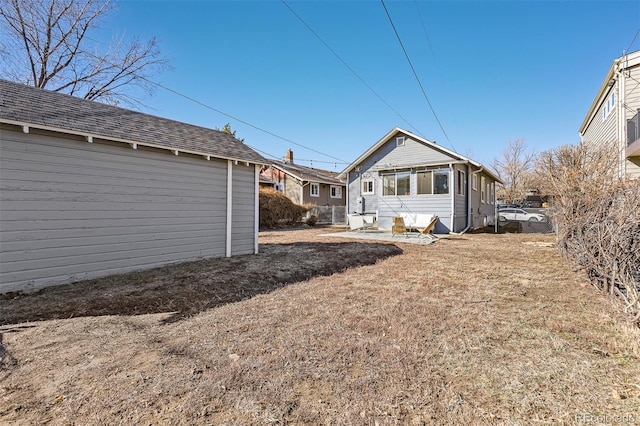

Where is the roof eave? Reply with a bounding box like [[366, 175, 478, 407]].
[[0, 118, 268, 165]]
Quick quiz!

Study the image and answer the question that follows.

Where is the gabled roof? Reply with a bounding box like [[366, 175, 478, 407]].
[[338, 127, 501, 182], [269, 160, 345, 186], [579, 50, 640, 135], [0, 79, 266, 164]]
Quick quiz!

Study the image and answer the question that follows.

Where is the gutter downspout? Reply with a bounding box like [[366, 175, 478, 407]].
[[451, 165, 483, 235], [616, 60, 626, 179], [449, 164, 455, 232]]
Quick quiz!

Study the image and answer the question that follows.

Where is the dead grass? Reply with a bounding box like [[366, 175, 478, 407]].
[[1, 228, 639, 425]]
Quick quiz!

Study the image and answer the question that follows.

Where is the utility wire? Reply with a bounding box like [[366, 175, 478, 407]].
[[413, 0, 445, 89], [141, 79, 349, 164], [23, 29, 350, 165], [625, 28, 640, 54], [380, 0, 454, 152], [280, 0, 424, 137]]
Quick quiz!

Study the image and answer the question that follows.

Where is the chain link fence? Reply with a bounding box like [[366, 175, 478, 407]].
[[307, 206, 347, 225]]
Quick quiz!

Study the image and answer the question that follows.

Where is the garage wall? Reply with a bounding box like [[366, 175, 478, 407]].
[[0, 126, 232, 293], [231, 163, 256, 256]]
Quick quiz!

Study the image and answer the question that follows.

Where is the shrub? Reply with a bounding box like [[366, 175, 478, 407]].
[[259, 188, 309, 229], [539, 143, 640, 324]]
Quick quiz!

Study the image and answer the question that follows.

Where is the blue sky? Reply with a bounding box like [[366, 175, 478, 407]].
[[106, 0, 640, 170]]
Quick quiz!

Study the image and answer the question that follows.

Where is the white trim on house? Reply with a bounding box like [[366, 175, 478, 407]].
[[255, 164, 260, 254], [330, 185, 342, 198], [0, 117, 265, 167], [361, 179, 375, 195], [338, 127, 501, 183], [310, 182, 320, 197], [226, 160, 233, 257]]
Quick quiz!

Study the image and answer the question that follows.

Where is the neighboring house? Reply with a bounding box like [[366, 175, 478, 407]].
[[579, 50, 640, 179], [260, 149, 346, 207], [338, 127, 501, 233], [0, 79, 266, 293]]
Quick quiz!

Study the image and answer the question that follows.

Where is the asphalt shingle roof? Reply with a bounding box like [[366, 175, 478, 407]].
[[0, 79, 266, 164], [270, 160, 345, 185]]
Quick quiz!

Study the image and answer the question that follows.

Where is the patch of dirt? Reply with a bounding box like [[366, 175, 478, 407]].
[[1, 228, 639, 425], [0, 234, 402, 324]]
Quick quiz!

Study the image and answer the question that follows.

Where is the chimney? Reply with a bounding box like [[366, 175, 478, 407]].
[[285, 149, 293, 164]]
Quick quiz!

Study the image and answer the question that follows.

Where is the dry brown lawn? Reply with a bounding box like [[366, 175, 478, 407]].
[[1, 227, 639, 425]]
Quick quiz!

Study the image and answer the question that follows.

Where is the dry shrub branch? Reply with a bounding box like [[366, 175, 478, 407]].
[[539, 143, 640, 323], [259, 188, 308, 229]]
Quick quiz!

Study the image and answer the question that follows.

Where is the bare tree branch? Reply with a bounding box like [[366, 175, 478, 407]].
[[492, 138, 537, 203], [0, 0, 170, 106]]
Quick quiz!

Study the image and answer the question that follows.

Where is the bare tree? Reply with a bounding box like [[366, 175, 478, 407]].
[[492, 138, 537, 203], [0, 0, 170, 106]]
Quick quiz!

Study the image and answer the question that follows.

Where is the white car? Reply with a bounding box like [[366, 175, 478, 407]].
[[498, 208, 547, 222]]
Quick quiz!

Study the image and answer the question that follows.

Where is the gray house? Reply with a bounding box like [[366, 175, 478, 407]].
[[338, 127, 501, 233], [260, 149, 346, 207], [579, 50, 640, 179], [0, 79, 265, 293]]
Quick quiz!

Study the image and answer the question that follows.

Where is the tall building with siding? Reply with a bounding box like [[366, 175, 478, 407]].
[[579, 50, 640, 179]]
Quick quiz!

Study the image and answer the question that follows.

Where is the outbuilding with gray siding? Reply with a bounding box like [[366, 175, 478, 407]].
[[0, 79, 265, 293], [338, 127, 501, 233]]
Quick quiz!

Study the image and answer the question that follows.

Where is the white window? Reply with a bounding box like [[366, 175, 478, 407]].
[[480, 176, 486, 203], [456, 170, 465, 196], [417, 169, 449, 195], [383, 172, 410, 196], [472, 174, 478, 191], [330, 185, 342, 199], [396, 136, 405, 146], [602, 92, 615, 122], [362, 179, 374, 195], [310, 182, 319, 197]]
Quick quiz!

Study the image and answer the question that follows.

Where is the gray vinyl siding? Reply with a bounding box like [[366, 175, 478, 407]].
[[468, 171, 496, 229], [231, 164, 256, 256], [347, 136, 451, 216], [377, 194, 452, 233], [361, 136, 452, 171], [582, 86, 617, 153], [0, 128, 232, 293], [453, 165, 468, 232], [347, 171, 379, 215], [343, 130, 500, 232], [375, 172, 452, 233]]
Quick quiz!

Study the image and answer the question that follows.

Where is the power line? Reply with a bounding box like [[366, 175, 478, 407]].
[[280, 0, 424, 137], [380, 0, 454, 152], [12, 26, 350, 166], [140, 79, 349, 164], [625, 27, 640, 54], [413, 0, 445, 88]]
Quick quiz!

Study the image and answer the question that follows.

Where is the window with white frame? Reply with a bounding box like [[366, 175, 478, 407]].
[[396, 136, 405, 146], [310, 182, 320, 197], [456, 170, 465, 196], [361, 179, 374, 195], [330, 185, 342, 198], [417, 169, 449, 195], [480, 176, 486, 203], [472, 174, 478, 191], [383, 172, 410, 196]]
